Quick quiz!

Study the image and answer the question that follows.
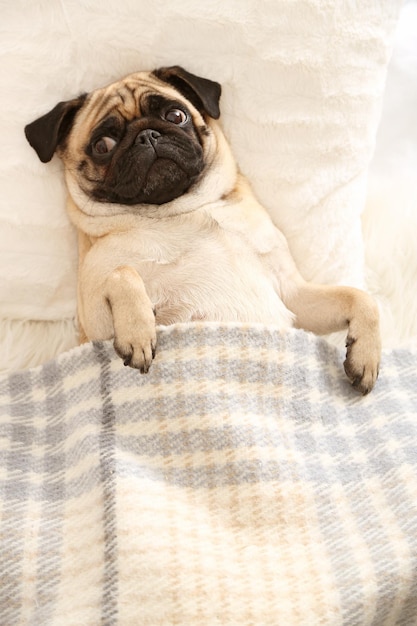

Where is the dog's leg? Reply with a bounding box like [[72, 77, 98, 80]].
[[77, 229, 92, 345], [103, 265, 157, 373], [269, 229, 381, 393], [284, 282, 381, 394]]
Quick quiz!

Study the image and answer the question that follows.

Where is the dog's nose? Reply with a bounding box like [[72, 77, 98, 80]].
[[135, 129, 161, 147]]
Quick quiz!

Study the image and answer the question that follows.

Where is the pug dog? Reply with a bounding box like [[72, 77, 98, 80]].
[[25, 66, 381, 393]]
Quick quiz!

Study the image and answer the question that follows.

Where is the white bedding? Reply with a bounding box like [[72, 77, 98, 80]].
[[0, 0, 406, 370]]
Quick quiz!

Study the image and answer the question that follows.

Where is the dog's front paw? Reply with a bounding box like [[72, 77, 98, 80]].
[[113, 311, 157, 374], [344, 333, 380, 395]]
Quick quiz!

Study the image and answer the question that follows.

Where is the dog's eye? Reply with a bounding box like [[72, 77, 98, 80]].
[[164, 108, 188, 126], [93, 136, 117, 154]]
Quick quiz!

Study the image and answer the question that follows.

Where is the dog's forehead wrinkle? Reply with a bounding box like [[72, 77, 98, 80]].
[[116, 82, 148, 118], [84, 83, 137, 128]]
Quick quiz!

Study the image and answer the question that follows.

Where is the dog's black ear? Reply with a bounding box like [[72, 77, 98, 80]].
[[153, 66, 221, 120], [24, 94, 87, 163]]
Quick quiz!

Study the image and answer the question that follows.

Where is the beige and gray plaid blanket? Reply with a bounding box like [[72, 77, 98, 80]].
[[1, 323, 417, 626]]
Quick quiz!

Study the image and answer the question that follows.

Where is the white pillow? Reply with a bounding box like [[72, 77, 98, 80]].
[[0, 1, 401, 324]]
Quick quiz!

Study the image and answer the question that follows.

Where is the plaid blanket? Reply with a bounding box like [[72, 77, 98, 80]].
[[1, 323, 417, 626]]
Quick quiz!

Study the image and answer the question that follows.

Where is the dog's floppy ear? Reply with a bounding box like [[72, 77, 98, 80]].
[[24, 94, 87, 163], [153, 66, 221, 120]]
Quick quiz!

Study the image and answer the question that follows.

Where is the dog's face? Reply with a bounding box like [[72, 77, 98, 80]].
[[25, 66, 232, 212]]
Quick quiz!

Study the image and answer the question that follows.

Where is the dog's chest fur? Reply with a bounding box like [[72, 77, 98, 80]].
[[84, 206, 294, 327]]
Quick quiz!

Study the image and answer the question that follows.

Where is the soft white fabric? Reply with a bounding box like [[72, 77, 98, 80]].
[[363, 0, 417, 349], [0, 0, 401, 328]]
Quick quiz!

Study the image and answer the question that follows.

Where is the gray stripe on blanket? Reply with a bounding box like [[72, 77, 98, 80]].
[[95, 342, 119, 626], [0, 370, 34, 624], [33, 359, 66, 623]]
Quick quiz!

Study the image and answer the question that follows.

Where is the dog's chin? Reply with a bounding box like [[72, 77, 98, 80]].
[[90, 158, 203, 207]]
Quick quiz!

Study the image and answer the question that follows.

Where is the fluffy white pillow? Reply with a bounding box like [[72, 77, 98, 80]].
[[0, 1, 400, 323]]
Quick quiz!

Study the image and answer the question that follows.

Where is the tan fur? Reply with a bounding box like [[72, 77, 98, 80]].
[[56, 71, 380, 393]]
